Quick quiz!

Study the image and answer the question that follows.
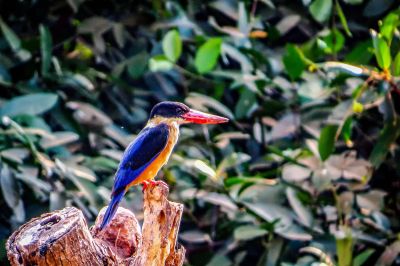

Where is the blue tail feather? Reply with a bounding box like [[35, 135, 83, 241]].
[[99, 189, 125, 230]]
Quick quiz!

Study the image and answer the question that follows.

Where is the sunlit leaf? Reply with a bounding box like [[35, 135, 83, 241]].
[[309, 0, 333, 23], [195, 38, 222, 74], [371, 29, 391, 70], [162, 29, 182, 62], [393, 52, 400, 76], [149, 55, 174, 72], [380, 13, 399, 44]]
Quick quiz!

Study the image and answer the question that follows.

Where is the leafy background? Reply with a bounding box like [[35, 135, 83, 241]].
[[0, 0, 400, 265]]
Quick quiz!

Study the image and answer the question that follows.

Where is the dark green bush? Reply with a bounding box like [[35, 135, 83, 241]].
[[0, 0, 400, 265]]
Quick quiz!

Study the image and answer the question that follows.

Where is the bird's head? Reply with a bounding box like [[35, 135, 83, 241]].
[[149, 101, 229, 125]]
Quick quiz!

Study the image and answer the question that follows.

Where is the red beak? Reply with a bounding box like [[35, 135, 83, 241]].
[[182, 109, 229, 124]]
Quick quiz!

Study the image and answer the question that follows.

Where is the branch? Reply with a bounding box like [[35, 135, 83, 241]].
[[6, 182, 185, 266]]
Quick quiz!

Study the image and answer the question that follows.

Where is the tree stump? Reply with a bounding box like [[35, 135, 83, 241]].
[[6, 182, 186, 266]]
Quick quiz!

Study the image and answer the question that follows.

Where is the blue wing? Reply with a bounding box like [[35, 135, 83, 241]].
[[99, 123, 169, 230], [111, 123, 170, 195]]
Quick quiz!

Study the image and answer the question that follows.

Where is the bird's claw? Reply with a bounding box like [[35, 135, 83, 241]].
[[141, 180, 167, 192]]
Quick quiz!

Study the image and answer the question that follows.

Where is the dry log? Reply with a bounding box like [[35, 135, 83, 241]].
[[6, 182, 185, 266]]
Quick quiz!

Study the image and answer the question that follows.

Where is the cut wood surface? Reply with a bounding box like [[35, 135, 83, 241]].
[[6, 182, 185, 266]]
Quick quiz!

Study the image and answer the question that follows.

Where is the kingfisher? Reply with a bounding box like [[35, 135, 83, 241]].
[[99, 101, 228, 230]]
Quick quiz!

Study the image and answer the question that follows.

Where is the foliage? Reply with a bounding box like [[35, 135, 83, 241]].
[[0, 0, 400, 265]]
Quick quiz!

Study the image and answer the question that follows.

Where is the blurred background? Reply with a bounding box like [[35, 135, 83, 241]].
[[0, 0, 400, 265]]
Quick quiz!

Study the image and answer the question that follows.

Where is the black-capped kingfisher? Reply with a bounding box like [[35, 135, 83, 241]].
[[99, 101, 228, 230]]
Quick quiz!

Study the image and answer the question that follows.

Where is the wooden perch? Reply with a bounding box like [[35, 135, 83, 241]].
[[6, 182, 185, 266]]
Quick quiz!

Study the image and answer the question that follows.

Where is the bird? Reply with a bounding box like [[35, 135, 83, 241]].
[[99, 101, 228, 230]]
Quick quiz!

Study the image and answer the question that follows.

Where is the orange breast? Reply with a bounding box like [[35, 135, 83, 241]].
[[129, 123, 179, 186]]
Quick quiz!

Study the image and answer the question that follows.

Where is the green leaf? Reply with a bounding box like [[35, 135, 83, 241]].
[[127, 52, 148, 79], [66, 0, 85, 13], [336, 229, 353, 266], [0, 18, 21, 51], [0, 18, 30, 62], [318, 124, 338, 161], [39, 24, 52, 76], [353, 249, 375, 266], [286, 187, 313, 227], [342, 117, 353, 145], [369, 119, 400, 168], [62, 73, 94, 91], [380, 13, 399, 44], [309, 0, 333, 23], [393, 52, 400, 76], [363, 0, 395, 17], [162, 29, 182, 62], [335, 0, 352, 37], [345, 40, 373, 65], [0, 64, 11, 85], [321, 29, 345, 54], [234, 225, 268, 241], [283, 44, 307, 80], [343, 0, 363, 4], [149, 55, 174, 72], [0, 164, 20, 208], [195, 38, 222, 74], [371, 29, 391, 70], [206, 255, 231, 266], [0, 93, 58, 117]]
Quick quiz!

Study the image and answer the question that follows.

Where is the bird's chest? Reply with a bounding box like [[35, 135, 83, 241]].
[[133, 124, 179, 184]]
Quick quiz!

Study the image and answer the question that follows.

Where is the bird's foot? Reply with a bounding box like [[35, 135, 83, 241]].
[[141, 181, 150, 192], [141, 180, 168, 192]]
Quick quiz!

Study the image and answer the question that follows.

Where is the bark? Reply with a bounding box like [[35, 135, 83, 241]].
[[6, 182, 185, 266]]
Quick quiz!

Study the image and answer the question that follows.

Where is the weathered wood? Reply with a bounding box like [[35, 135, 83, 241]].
[[130, 182, 185, 266], [6, 182, 185, 266]]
